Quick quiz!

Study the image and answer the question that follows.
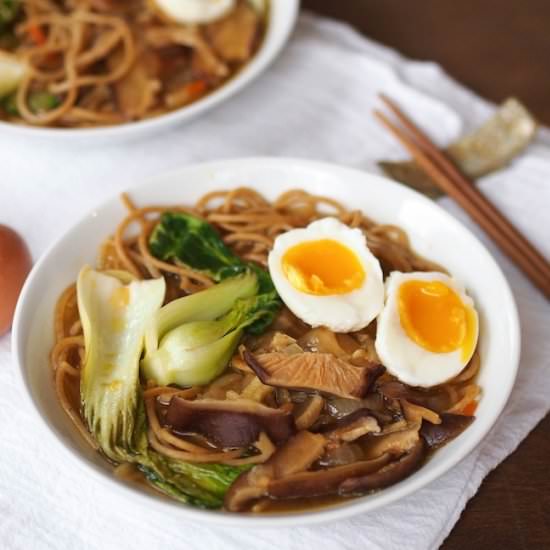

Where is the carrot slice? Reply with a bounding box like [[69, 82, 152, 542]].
[[28, 24, 47, 45], [184, 79, 207, 99], [460, 400, 478, 416]]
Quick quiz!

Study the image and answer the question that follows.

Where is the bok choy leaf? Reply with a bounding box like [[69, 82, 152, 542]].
[[141, 274, 279, 387], [77, 267, 165, 462], [77, 268, 251, 508], [144, 270, 258, 354], [148, 212, 281, 334]]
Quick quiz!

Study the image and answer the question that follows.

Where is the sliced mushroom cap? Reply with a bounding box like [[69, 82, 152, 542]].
[[298, 327, 350, 357], [270, 308, 310, 339], [248, 331, 303, 355], [420, 413, 475, 450], [165, 397, 295, 448], [339, 439, 425, 495], [319, 443, 365, 468], [294, 394, 325, 430], [244, 349, 385, 399], [224, 431, 326, 512], [318, 409, 381, 443], [268, 430, 327, 479], [360, 424, 420, 460], [205, 2, 260, 62], [378, 381, 449, 412], [268, 454, 392, 499], [108, 51, 159, 119]]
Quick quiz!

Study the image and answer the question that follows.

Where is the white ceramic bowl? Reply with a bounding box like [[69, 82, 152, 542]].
[[12, 157, 520, 527], [0, 2, 299, 144]]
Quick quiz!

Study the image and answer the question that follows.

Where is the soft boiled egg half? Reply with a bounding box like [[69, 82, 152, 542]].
[[150, 0, 236, 24], [268, 218, 384, 333], [375, 271, 479, 387]]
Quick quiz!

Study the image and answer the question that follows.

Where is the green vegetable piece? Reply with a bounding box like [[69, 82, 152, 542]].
[[1, 91, 17, 115], [77, 267, 165, 462], [132, 401, 250, 509], [142, 327, 242, 387], [0, 0, 20, 27], [148, 211, 281, 332], [149, 212, 242, 281], [29, 90, 60, 113], [144, 270, 258, 354], [138, 457, 250, 509], [141, 277, 278, 387], [0, 29, 19, 49], [76, 271, 252, 508]]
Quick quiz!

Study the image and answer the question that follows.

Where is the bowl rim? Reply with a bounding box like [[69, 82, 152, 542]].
[[11, 157, 521, 527], [0, 1, 300, 141]]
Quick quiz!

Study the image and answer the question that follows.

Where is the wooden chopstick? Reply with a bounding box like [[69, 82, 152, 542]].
[[374, 100, 550, 298], [379, 94, 550, 282]]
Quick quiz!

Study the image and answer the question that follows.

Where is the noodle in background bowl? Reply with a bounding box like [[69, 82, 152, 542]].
[[0, 2, 299, 144], [12, 158, 520, 526]]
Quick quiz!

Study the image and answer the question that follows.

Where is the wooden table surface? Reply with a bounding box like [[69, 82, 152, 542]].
[[303, 1, 550, 548]]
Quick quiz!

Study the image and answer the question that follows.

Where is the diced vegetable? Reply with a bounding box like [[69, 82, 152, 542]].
[[77, 267, 165, 462], [141, 274, 279, 386], [460, 400, 478, 416], [1, 89, 62, 116], [27, 22, 46, 45], [0, 0, 20, 29], [165, 79, 207, 108], [149, 211, 281, 333], [0, 29, 18, 49], [1, 91, 17, 115], [28, 90, 60, 113], [0, 50, 27, 98]]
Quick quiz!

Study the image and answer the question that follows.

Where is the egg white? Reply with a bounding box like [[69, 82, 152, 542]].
[[268, 218, 385, 333], [375, 271, 479, 388], [150, 0, 235, 24]]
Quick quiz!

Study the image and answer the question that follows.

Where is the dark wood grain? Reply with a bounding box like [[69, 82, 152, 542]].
[[303, 0, 550, 126], [303, 1, 550, 548]]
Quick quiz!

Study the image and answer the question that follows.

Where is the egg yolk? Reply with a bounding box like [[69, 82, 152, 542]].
[[398, 280, 477, 361], [281, 239, 365, 295]]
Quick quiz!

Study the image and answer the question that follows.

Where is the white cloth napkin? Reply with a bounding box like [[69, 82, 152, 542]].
[[1, 13, 549, 550]]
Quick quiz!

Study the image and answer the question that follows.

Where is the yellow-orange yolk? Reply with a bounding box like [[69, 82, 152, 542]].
[[398, 279, 477, 361], [281, 239, 365, 295]]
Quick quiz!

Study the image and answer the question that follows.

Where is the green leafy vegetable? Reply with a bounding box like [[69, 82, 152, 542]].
[[28, 90, 60, 113], [0, 0, 20, 29], [149, 211, 279, 308], [1, 90, 62, 116], [77, 268, 253, 508], [150, 212, 242, 281], [0, 29, 18, 48], [77, 267, 165, 462], [141, 274, 278, 386], [144, 271, 258, 353], [131, 390, 249, 508], [1, 91, 17, 115], [138, 446, 250, 508]]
